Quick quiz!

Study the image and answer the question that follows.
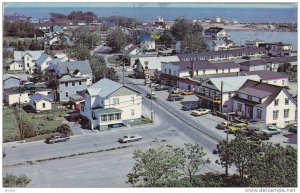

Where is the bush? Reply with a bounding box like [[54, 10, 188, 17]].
[[3, 174, 31, 187], [56, 124, 71, 134]]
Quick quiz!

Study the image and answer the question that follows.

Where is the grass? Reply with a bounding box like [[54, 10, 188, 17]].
[[129, 116, 152, 126], [3, 108, 20, 142]]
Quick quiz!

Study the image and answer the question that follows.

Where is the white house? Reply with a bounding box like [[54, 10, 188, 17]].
[[245, 71, 289, 87], [3, 89, 31, 106], [80, 78, 142, 131], [35, 53, 53, 72], [30, 93, 53, 112], [266, 56, 297, 72], [3, 74, 21, 89], [58, 75, 87, 102], [232, 80, 297, 128], [197, 75, 261, 113], [204, 27, 229, 39], [207, 39, 228, 51], [245, 39, 264, 48], [139, 34, 156, 51], [239, 59, 267, 71], [13, 50, 44, 73], [266, 42, 293, 57]]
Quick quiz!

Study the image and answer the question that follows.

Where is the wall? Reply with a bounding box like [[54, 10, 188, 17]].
[[24, 54, 35, 72], [35, 100, 52, 111], [8, 93, 30, 105], [263, 78, 289, 87], [3, 78, 21, 89], [9, 61, 23, 71], [59, 79, 87, 102]]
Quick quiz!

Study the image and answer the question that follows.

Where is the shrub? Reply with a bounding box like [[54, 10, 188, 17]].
[[56, 124, 71, 134], [3, 174, 31, 187]]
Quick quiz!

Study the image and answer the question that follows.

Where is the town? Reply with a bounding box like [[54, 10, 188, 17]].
[[2, 5, 298, 189]]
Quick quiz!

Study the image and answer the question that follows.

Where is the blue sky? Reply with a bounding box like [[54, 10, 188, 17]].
[[4, 2, 297, 9]]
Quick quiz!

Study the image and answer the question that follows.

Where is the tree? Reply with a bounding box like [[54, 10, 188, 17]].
[[127, 145, 185, 187], [69, 44, 91, 60], [3, 174, 31, 187], [277, 62, 291, 73], [29, 40, 43, 50], [159, 30, 175, 48], [170, 17, 204, 41], [247, 143, 297, 187], [89, 55, 118, 82], [181, 33, 207, 53], [180, 144, 210, 186], [106, 28, 127, 52]]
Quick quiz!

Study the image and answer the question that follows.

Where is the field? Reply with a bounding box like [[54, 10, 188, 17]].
[[3, 108, 20, 142]]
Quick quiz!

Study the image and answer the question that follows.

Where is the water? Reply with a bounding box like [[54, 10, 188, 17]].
[[228, 31, 298, 50], [4, 6, 297, 23]]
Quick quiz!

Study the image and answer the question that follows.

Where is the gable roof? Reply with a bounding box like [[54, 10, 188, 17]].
[[14, 50, 44, 61], [57, 60, 92, 75], [30, 93, 53, 103], [236, 79, 285, 107], [35, 53, 52, 66], [139, 34, 155, 41], [108, 87, 139, 97], [138, 56, 180, 71], [206, 75, 261, 92], [87, 78, 123, 97], [204, 27, 224, 34], [245, 71, 289, 80], [3, 74, 21, 81]]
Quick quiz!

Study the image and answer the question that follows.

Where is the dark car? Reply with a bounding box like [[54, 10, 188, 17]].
[[250, 131, 272, 141], [45, 134, 70, 144], [182, 103, 198, 111], [167, 94, 184, 101]]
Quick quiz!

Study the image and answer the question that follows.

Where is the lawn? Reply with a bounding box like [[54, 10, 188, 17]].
[[3, 108, 20, 142]]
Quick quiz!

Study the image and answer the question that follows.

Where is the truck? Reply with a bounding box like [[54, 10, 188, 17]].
[[45, 134, 70, 144], [167, 94, 184, 101]]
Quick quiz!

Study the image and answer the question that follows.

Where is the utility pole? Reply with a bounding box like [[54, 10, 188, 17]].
[[122, 58, 125, 85], [150, 83, 154, 123], [225, 113, 230, 177], [220, 80, 223, 113]]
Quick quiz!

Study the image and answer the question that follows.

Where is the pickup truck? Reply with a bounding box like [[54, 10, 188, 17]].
[[167, 94, 184, 101], [45, 134, 70, 144]]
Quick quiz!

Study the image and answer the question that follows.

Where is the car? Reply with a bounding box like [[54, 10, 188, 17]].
[[167, 94, 184, 101], [118, 135, 142, 143], [45, 134, 70, 144], [149, 83, 159, 88], [111, 123, 122, 128], [228, 123, 248, 134], [236, 125, 260, 136], [169, 88, 183, 94], [182, 103, 198, 111], [262, 126, 281, 135], [128, 74, 135, 78], [216, 121, 230, 130], [181, 90, 193, 95], [191, 108, 211, 116], [288, 124, 297, 133], [154, 85, 170, 91], [3, 151, 6, 158], [146, 92, 157, 100], [250, 131, 272, 141]]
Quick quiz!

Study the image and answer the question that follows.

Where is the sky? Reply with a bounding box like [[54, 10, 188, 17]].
[[4, 2, 297, 9]]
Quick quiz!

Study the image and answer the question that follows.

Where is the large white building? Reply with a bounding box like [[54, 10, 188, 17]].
[[232, 80, 297, 128], [80, 78, 142, 130], [12, 50, 44, 73]]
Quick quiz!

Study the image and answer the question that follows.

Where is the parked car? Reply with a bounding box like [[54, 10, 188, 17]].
[[262, 126, 281, 135], [169, 88, 183, 94], [154, 85, 170, 91], [216, 121, 230, 130], [250, 131, 272, 141], [288, 124, 297, 133], [191, 108, 211, 116], [146, 92, 157, 100], [181, 90, 193, 95], [118, 135, 142, 143], [149, 83, 159, 88], [128, 74, 135, 78], [228, 123, 248, 134], [45, 134, 70, 144], [236, 125, 260, 137], [167, 94, 184, 101], [3, 151, 6, 158], [182, 103, 198, 111], [111, 123, 122, 128]]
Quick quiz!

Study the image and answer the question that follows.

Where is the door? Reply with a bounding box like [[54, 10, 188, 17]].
[[245, 106, 253, 119]]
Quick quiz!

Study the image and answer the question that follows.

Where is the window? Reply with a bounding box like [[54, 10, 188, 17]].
[[237, 103, 242, 111], [131, 96, 134, 104], [81, 105, 84, 112], [27, 63, 29, 67], [257, 109, 262, 119], [101, 115, 107, 122], [273, 110, 279, 120], [66, 92, 69, 97], [228, 92, 232, 98], [131, 109, 135, 115], [247, 95, 252, 101], [282, 80, 285, 85], [284, 109, 289, 118], [274, 99, 279, 106], [108, 114, 114, 121], [285, 98, 289, 105], [42, 103, 46, 108], [169, 69, 171, 75], [113, 98, 119, 104], [92, 112, 96, 118], [79, 81, 82, 85], [164, 69, 166, 74], [72, 82, 75, 86], [115, 114, 121, 120], [65, 82, 68, 87], [173, 70, 176, 76]]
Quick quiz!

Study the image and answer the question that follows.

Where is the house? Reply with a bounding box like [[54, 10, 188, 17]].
[[138, 34, 156, 51], [3, 89, 31, 106], [44, 34, 59, 48], [232, 80, 297, 128], [13, 50, 44, 73], [204, 27, 229, 39], [177, 47, 267, 62], [207, 39, 228, 51], [28, 17, 40, 23], [197, 75, 261, 113], [103, 21, 117, 30], [265, 42, 293, 57], [161, 60, 240, 90], [245, 39, 264, 48], [69, 91, 85, 110], [30, 93, 53, 112], [80, 78, 142, 130], [4, 14, 28, 22], [50, 24, 64, 33], [3, 74, 21, 89], [58, 75, 87, 102], [240, 59, 267, 72], [122, 43, 139, 57], [35, 53, 53, 72], [245, 71, 289, 87], [133, 56, 180, 79], [266, 56, 297, 72], [55, 60, 93, 85]]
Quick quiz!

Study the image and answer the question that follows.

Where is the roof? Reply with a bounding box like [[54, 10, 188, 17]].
[[87, 78, 123, 97], [30, 93, 53, 103], [204, 27, 224, 34], [236, 79, 284, 107], [177, 47, 267, 60], [35, 53, 52, 66], [206, 75, 261, 92], [3, 74, 21, 81], [139, 34, 155, 41], [57, 60, 92, 75], [104, 21, 116, 28], [92, 107, 122, 115], [212, 40, 226, 45], [267, 56, 297, 64], [138, 56, 180, 71], [14, 51, 44, 61], [123, 45, 138, 56], [245, 71, 289, 80], [168, 60, 239, 72], [238, 87, 272, 98], [59, 75, 87, 83], [240, 59, 267, 67]]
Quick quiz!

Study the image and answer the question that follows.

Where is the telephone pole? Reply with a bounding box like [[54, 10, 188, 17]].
[[220, 80, 223, 113]]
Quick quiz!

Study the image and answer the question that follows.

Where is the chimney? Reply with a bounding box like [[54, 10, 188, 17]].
[[191, 61, 195, 78]]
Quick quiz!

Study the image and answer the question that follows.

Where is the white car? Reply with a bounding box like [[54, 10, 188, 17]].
[[191, 108, 211, 116], [262, 126, 281, 135], [149, 83, 159, 88], [118, 135, 143, 143]]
